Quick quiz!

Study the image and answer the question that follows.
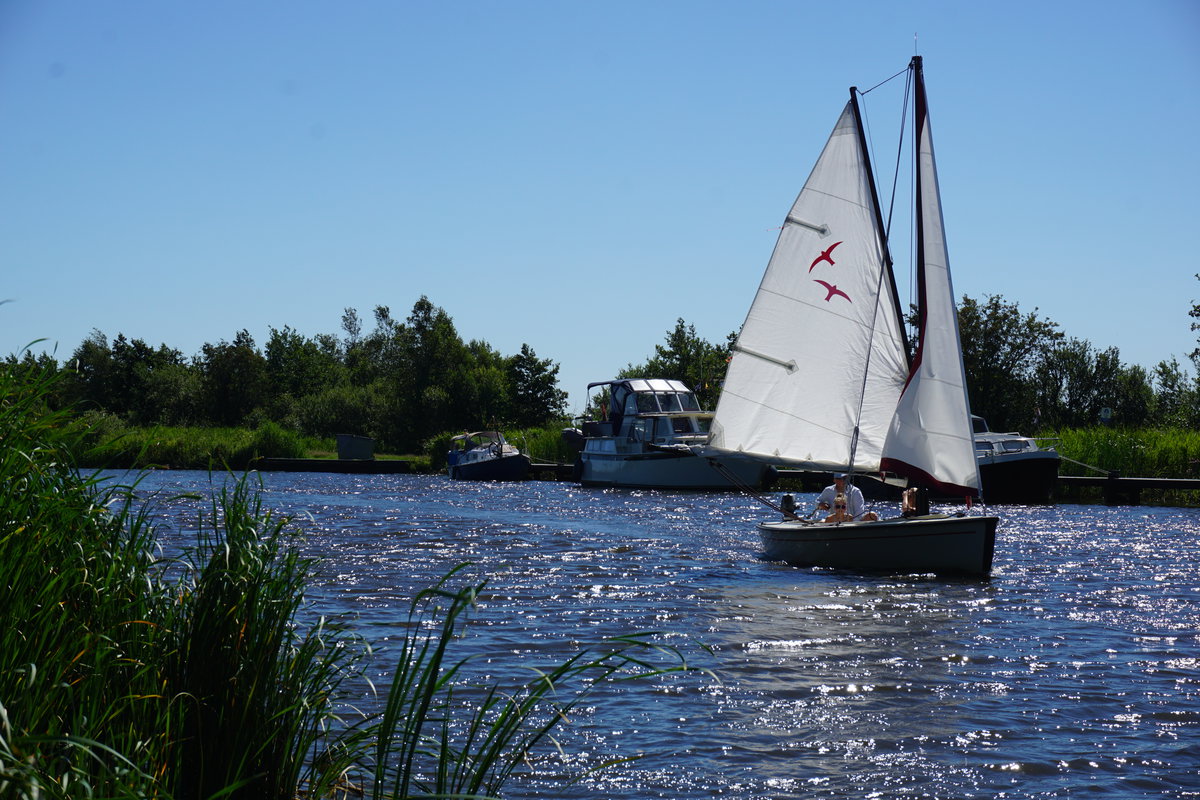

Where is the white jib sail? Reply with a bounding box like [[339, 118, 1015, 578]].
[[880, 70, 982, 496], [709, 102, 909, 471]]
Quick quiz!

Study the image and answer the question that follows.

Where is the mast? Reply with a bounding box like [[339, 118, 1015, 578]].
[[842, 84, 911, 474], [848, 86, 910, 367], [908, 55, 930, 381]]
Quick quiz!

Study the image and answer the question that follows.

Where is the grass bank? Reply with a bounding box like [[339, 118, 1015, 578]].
[[1050, 426, 1200, 478], [3, 365, 705, 798], [1046, 426, 1200, 506], [71, 412, 325, 469]]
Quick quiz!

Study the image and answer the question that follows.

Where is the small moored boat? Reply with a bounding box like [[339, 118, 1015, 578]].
[[973, 415, 1060, 504], [447, 431, 531, 481]]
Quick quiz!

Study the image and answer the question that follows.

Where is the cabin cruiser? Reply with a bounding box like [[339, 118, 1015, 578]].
[[447, 431, 531, 481], [973, 415, 1060, 503], [562, 378, 776, 490]]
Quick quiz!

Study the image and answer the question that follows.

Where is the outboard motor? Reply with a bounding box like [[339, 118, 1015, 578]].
[[780, 493, 796, 518]]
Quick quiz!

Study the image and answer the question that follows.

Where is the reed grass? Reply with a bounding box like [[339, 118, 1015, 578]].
[[161, 476, 360, 800], [509, 424, 576, 466], [71, 419, 329, 470], [1051, 426, 1200, 478], [364, 565, 709, 799], [2, 362, 704, 798]]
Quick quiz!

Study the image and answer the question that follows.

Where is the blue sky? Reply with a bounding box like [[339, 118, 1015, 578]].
[[3, 1, 1198, 413]]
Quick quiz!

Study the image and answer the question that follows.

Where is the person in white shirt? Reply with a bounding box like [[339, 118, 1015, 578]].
[[815, 474, 878, 522]]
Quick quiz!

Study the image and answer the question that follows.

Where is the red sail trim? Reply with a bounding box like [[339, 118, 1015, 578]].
[[880, 456, 980, 498]]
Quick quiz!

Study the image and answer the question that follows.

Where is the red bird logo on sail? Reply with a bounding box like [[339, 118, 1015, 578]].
[[814, 279, 851, 303], [808, 241, 843, 272]]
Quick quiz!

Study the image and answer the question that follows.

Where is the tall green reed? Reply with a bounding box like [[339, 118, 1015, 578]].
[[364, 565, 709, 799], [3, 361, 709, 798], [1054, 426, 1200, 478], [1, 363, 356, 797], [162, 476, 359, 800], [1, 361, 165, 795]]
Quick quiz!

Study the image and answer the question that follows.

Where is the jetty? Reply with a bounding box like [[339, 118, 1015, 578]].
[[252, 457, 413, 474], [254, 433, 413, 474], [1056, 473, 1200, 505]]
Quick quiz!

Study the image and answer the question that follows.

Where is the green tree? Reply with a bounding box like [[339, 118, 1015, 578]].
[[1111, 363, 1154, 427], [199, 330, 268, 426], [110, 335, 187, 424], [462, 339, 511, 427], [143, 361, 203, 426], [387, 297, 470, 451], [63, 329, 114, 412], [507, 343, 568, 428], [957, 295, 1062, 431], [1034, 339, 1123, 428], [1190, 273, 1199, 372], [1152, 357, 1199, 428], [620, 318, 731, 409]]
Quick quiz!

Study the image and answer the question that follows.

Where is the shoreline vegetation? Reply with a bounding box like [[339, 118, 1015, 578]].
[[70, 417, 1200, 506], [3, 363, 709, 797]]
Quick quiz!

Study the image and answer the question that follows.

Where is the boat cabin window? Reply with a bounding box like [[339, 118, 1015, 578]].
[[1002, 441, 1029, 452], [975, 441, 993, 452], [670, 416, 693, 434], [655, 392, 683, 412], [621, 386, 702, 416]]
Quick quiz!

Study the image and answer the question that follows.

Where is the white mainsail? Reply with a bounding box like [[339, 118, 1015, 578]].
[[708, 101, 909, 472], [880, 62, 982, 496]]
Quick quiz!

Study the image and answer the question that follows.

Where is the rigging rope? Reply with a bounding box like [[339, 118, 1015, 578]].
[[706, 458, 802, 520]]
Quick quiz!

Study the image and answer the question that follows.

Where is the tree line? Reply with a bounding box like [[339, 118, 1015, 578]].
[[7, 290, 1199, 454], [618, 292, 1200, 433], [10, 296, 568, 454]]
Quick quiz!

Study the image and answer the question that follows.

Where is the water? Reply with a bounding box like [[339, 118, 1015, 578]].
[[113, 470, 1200, 798]]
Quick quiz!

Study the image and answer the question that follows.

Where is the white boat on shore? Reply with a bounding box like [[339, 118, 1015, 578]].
[[706, 56, 998, 576], [562, 378, 776, 491]]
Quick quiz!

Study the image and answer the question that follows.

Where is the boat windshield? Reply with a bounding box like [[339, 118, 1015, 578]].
[[655, 392, 683, 412], [617, 385, 704, 415]]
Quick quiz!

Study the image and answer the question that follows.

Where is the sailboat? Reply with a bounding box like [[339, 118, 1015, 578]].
[[707, 56, 998, 576]]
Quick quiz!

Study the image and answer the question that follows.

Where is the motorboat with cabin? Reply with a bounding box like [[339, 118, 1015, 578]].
[[562, 378, 776, 490], [447, 431, 531, 481], [973, 415, 1059, 503]]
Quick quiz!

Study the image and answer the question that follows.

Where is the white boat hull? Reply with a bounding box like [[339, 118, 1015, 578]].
[[758, 514, 998, 576], [579, 448, 774, 491]]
